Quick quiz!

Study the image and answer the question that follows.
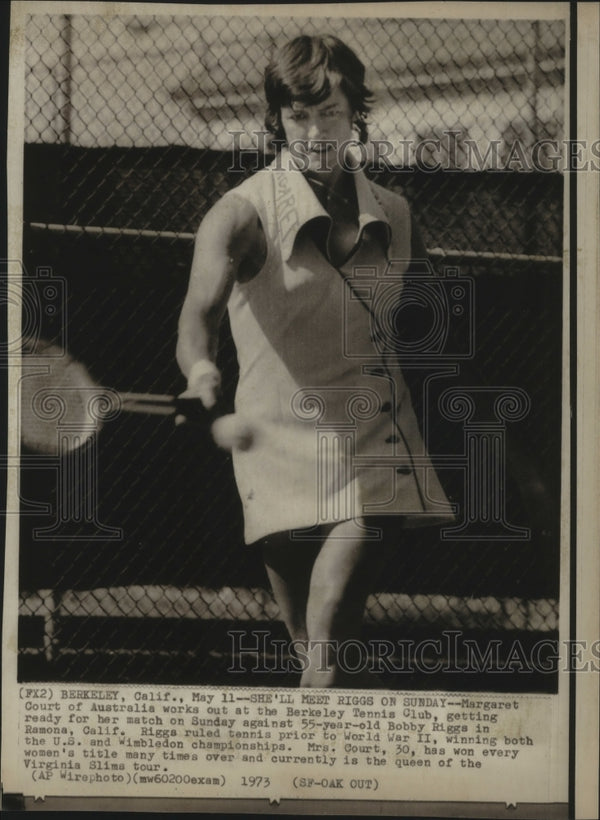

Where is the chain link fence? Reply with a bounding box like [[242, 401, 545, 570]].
[[18, 12, 565, 687]]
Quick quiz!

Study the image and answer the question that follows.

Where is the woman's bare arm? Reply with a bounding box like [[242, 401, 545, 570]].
[[176, 194, 260, 406]]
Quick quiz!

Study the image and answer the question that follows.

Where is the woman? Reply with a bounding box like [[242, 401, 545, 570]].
[[177, 35, 454, 687]]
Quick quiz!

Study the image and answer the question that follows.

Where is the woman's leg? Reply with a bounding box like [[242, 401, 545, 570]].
[[262, 533, 320, 647], [301, 518, 386, 688]]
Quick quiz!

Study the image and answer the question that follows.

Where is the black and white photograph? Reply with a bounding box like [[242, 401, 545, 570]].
[[15, 4, 565, 691], [3, 1, 599, 815]]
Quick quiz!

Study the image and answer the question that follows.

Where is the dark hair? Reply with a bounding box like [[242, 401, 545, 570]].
[[264, 35, 373, 145]]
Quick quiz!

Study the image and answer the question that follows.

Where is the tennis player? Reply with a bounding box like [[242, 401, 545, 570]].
[[177, 35, 454, 687]]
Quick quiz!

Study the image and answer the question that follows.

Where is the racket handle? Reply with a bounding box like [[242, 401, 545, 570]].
[[118, 392, 222, 423], [113, 391, 251, 450], [119, 393, 176, 416]]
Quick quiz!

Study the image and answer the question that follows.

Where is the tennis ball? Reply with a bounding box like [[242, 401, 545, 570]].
[[211, 414, 254, 451]]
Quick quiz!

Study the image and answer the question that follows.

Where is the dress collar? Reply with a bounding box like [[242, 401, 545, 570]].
[[270, 148, 392, 262]]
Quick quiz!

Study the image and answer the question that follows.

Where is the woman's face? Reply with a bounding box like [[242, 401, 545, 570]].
[[279, 84, 355, 174]]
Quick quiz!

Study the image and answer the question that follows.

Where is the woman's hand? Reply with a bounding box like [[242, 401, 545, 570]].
[[182, 359, 222, 410]]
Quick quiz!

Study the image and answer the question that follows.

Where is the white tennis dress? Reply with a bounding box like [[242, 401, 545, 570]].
[[223, 150, 454, 544]]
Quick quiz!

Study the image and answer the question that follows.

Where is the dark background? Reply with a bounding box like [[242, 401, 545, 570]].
[[18, 144, 563, 690]]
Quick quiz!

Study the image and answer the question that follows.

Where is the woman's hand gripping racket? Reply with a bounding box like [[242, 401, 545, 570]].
[[175, 359, 254, 452]]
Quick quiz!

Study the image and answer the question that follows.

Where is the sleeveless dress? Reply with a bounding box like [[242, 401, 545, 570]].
[[223, 150, 455, 544]]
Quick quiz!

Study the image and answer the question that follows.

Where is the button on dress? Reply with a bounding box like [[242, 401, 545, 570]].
[[222, 150, 455, 544]]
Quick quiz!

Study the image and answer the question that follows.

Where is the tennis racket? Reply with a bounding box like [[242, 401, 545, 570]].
[[19, 338, 254, 455]]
